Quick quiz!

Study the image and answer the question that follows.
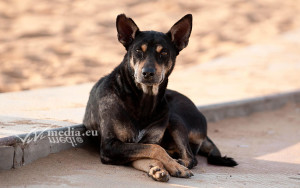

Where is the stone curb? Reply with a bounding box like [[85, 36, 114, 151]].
[[198, 89, 300, 122], [1, 89, 300, 171], [0, 125, 90, 170]]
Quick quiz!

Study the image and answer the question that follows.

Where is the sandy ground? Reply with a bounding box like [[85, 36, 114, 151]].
[[1, 103, 299, 187], [1, 0, 300, 92]]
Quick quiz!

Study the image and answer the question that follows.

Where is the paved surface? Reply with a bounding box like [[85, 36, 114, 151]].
[[1, 104, 299, 187]]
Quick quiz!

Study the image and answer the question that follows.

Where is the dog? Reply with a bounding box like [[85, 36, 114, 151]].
[[83, 14, 237, 182]]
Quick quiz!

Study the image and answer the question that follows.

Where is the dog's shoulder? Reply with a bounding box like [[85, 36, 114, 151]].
[[91, 65, 122, 95]]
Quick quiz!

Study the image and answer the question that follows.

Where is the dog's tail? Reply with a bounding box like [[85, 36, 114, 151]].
[[198, 137, 238, 167]]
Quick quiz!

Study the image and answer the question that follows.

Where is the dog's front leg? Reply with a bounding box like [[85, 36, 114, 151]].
[[168, 115, 198, 169], [132, 159, 169, 182], [100, 139, 193, 178]]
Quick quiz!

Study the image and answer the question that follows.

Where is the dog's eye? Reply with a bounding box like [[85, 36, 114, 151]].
[[161, 52, 168, 56], [135, 49, 143, 58], [160, 51, 168, 58]]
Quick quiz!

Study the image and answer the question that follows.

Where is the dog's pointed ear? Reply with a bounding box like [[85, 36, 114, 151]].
[[116, 14, 139, 49], [167, 14, 192, 53]]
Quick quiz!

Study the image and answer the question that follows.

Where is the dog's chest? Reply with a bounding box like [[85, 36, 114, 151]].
[[121, 129, 147, 143], [115, 125, 162, 144], [135, 129, 146, 143]]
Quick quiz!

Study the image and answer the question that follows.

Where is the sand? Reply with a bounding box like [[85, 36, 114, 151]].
[[0, 103, 299, 187], [1, 0, 300, 92]]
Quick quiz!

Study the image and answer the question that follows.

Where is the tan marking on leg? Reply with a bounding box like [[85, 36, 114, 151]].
[[176, 158, 193, 168], [135, 144, 193, 178], [156, 45, 163, 53], [188, 132, 205, 145], [166, 148, 179, 156], [141, 44, 147, 52], [132, 159, 169, 182]]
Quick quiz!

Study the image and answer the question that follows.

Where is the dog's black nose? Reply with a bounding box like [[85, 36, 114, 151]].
[[142, 67, 155, 79]]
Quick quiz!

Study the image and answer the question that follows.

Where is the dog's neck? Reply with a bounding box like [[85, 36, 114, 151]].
[[137, 82, 168, 119]]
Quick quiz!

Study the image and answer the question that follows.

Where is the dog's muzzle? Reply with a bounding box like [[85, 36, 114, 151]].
[[142, 67, 155, 80]]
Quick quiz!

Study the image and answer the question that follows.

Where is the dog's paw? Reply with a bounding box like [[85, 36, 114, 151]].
[[177, 157, 198, 169], [148, 166, 170, 182], [166, 161, 194, 178]]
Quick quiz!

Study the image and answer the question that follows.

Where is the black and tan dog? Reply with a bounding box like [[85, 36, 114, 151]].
[[83, 14, 237, 182]]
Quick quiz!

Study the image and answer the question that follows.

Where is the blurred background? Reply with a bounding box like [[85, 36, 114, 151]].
[[0, 0, 300, 93]]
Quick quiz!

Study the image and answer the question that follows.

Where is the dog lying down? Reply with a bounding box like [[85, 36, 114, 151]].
[[83, 14, 237, 182]]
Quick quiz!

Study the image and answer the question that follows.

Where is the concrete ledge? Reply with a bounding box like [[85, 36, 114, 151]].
[[1, 89, 300, 171], [0, 125, 89, 171], [0, 146, 14, 170], [198, 89, 300, 122], [23, 138, 51, 165]]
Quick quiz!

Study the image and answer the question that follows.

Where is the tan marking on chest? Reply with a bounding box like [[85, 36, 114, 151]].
[[140, 84, 159, 95], [113, 120, 135, 142]]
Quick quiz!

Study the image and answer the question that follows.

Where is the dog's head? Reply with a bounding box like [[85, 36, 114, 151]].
[[116, 14, 192, 87]]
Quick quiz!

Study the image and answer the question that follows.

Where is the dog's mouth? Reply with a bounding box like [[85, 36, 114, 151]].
[[140, 82, 155, 86], [135, 75, 164, 86]]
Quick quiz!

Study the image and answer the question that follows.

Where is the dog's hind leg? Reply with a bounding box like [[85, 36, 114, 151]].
[[132, 159, 170, 182], [199, 137, 238, 167]]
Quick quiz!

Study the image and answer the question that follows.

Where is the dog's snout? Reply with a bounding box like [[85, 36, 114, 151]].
[[142, 67, 155, 79]]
